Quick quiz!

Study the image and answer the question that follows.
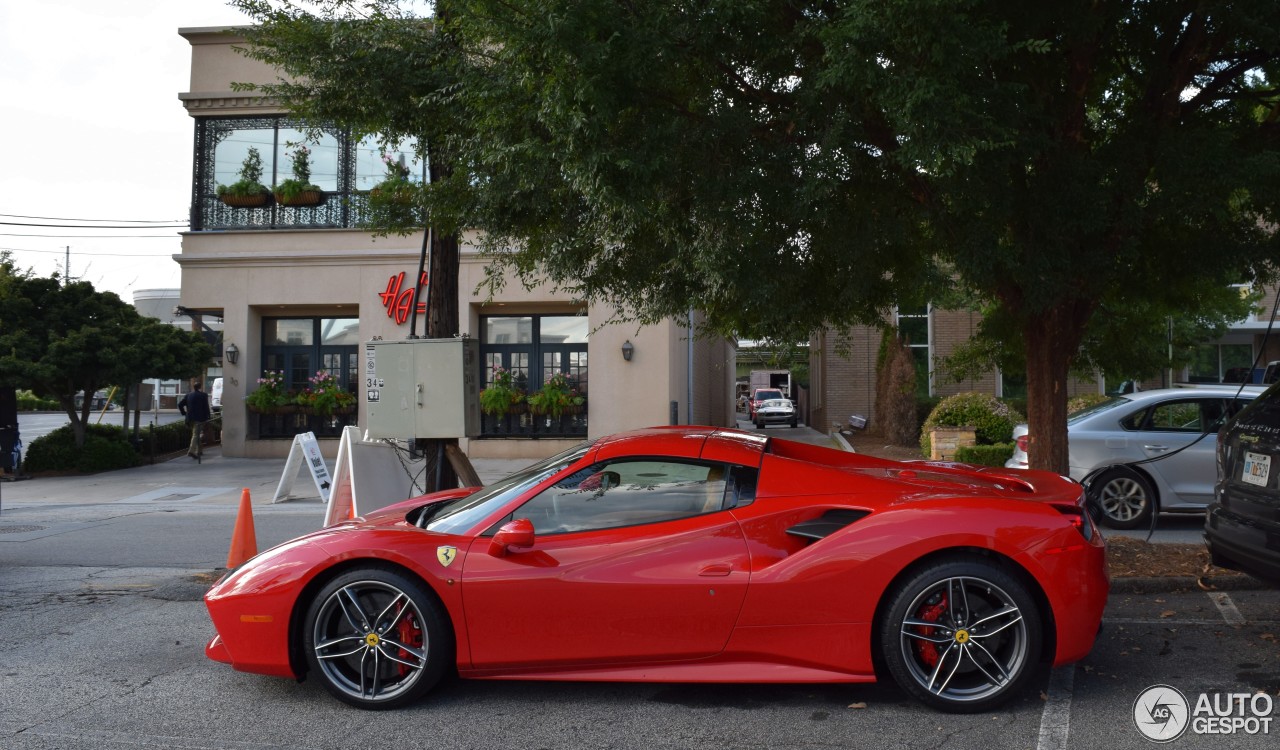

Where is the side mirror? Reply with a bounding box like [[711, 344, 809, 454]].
[[489, 518, 535, 557]]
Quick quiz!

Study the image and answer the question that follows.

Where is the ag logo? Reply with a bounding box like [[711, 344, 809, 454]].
[[436, 545, 458, 568], [1133, 684, 1190, 743]]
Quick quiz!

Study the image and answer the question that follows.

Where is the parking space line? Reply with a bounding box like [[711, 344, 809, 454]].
[[1036, 665, 1074, 750], [1207, 591, 1247, 625]]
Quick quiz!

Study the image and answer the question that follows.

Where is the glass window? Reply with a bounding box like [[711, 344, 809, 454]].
[[1122, 399, 1209, 432], [515, 459, 729, 534], [319, 318, 360, 345], [265, 319, 314, 346], [353, 135, 426, 191], [276, 128, 341, 191], [213, 126, 275, 190], [484, 317, 534, 344], [539, 315, 589, 344], [896, 304, 931, 397]]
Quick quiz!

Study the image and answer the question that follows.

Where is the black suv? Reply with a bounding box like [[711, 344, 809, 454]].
[[1206, 381, 1280, 584]]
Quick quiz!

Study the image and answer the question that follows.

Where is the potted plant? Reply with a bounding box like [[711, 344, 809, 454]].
[[295, 369, 356, 417], [245, 370, 290, 413], [479, 366, 526, 417], [526, 372, 585, 419], [370, 152, 414, 202], [274, 145, 325, 207], [216, 147, 272, 207]]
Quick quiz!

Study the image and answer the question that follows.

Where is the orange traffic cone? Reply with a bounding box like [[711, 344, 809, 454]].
[[226, 488, 258, 568]]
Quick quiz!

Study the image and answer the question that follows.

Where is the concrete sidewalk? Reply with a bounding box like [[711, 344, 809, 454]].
[[0, 424, 839, 510]]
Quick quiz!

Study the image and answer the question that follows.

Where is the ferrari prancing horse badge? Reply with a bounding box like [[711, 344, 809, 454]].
[[436, 546, 458, 567]]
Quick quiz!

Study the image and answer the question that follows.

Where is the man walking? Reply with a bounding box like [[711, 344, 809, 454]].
[[178, 381, 212, 462]]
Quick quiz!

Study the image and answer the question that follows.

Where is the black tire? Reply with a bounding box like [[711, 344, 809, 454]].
[[304, 567, 453, 709], [755, 420, 765, 429], [789, 418, 798, 428], [878, 558, 1042, 713], [1090, 467, 1155, 530]]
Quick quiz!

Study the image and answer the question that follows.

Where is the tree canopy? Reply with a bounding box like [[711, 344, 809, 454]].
[[0, 260, 212, 447], [233, 0, 1280, 471]]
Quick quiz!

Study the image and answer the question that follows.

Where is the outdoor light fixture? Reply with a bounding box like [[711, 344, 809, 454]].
[[225, 343, 239, 365], [621, 340, 634, 362]]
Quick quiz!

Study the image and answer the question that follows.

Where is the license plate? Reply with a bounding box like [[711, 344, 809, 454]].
[[1242, 451, 1271, 488]]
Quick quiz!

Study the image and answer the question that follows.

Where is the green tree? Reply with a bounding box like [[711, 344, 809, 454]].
[[232, 1, 1280, 473], [0, 266, 211, 448]]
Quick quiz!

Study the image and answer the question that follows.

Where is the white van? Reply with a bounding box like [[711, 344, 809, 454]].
[[211, 377, 223, 412]]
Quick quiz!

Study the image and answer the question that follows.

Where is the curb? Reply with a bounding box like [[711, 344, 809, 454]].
[[1108, 574, 1270, 594]]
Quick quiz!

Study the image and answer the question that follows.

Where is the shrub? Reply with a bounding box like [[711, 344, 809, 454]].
[[954, 443, 1015, 467], [1067, 393, 1112, 415], [16, 390, 59, 411], [920, 392, 1025, 457], [23, 424, 140, 473], [873, 328, 919, 446]]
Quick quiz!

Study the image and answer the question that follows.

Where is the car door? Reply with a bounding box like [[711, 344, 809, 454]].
[[460, 458, 751, 669], [1135, 397, 1233, 507]]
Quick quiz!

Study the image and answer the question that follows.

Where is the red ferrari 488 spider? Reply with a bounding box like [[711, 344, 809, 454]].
[[205, 426, 1107, 712]]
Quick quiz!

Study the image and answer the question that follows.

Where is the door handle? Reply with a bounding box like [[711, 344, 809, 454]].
[[699, 563, 733, 577], [1144, 444, 1169, 453]]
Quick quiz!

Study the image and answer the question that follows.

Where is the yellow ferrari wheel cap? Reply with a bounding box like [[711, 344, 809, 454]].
[[364, 633, 381, 647], [955, 629, 970, 644]]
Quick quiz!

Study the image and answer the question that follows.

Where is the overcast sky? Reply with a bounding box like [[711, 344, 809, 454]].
[[0, 0, 252, 302]]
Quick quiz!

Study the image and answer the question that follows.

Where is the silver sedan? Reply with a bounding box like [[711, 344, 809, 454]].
[[1005, 387, 1259, 529]]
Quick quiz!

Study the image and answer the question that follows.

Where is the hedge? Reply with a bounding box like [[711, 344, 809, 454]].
[[920, 392, 1024, 457], [954, 443, 1015, 467], [22, 418, 216, 473]]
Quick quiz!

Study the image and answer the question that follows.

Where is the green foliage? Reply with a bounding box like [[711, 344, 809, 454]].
[[216, 146, 270, 199], [526, 372, 584, 419], [229, 0, 1280, 472], [245, 370, 290, 411], [1068, 393, 1111, 415], [920, 392, 1024, 456], [479, 365, 526, 416], [875, 328, 919, 446], [16, 390, 58, 411], [23, 424, 141, 473], [296, 369, 356, 416], [954, 443, 1015, 467], [0, 270, 211, 448], [274, 145, 322, 202]]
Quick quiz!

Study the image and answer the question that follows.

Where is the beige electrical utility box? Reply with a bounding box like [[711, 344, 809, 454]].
[[364, 338, 481, 439]]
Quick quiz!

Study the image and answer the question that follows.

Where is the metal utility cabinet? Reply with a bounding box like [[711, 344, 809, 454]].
[[364, 338, 481, 439]]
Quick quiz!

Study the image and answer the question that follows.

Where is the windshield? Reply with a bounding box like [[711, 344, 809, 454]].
[[755, 390, 783, 400], [424, 442, 591, 535]]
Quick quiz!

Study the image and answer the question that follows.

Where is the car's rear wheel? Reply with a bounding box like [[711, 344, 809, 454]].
[[1091, 467, 1154, 529], [879, 559, 1042, 713], [304, 567, 452, 709]]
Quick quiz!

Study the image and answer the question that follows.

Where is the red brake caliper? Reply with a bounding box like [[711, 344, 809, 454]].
[[915, 593, 948, 667], [396, 605, 424, 677]]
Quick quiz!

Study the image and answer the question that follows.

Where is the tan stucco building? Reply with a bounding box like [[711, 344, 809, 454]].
[[177, 27, 734, 460]]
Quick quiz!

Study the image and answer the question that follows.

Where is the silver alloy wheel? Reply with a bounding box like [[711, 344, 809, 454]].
[[1099, 476, 1148, 523], [897, 575, 1029, 705], [312, 580, 429, 703]]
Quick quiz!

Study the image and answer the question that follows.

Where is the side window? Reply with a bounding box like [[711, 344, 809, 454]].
[[1144, 400, 1204, 432], [516, 459, 729, 534]]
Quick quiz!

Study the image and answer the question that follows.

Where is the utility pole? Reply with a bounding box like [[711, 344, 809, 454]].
[[65, 246, 70, 285]]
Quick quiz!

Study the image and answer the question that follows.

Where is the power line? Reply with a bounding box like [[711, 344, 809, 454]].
[[1, 246, 177, 258], [0, 233, 180, 239], [0, 213, 185, 224], [0, 221, 187, 229]]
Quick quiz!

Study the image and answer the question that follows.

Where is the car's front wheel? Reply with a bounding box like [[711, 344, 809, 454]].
[[1091, 467, 1155, 529], [879, 559, 1042, 713], [304, 567, 453, 709]]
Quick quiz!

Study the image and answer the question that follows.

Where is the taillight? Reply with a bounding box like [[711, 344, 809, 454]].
[[1054, 502, 1095, 543], [1016, 435, 1029, 453]]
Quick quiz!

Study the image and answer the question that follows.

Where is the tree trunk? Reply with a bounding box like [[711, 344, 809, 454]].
[[1023, 301, 1093, 475]]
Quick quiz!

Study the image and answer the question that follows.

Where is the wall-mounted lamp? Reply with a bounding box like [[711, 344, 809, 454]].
[[621, 340, 634, 362], [224, 342, 239, 365]]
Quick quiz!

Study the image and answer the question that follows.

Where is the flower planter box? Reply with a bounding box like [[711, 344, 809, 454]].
[[275, 189, 326, 207], [219, 192, 271, 208]]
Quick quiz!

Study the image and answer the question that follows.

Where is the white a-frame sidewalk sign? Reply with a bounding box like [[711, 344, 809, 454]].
[[322, 426, 428, 527], [272, 431, 333, 504]]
